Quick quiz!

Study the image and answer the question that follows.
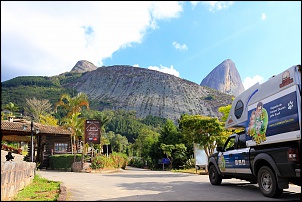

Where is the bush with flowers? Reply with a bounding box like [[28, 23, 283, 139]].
[[1, 143, 22, 154]]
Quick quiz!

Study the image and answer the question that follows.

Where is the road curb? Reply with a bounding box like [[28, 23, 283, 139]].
[[57, 183, 67, 201]]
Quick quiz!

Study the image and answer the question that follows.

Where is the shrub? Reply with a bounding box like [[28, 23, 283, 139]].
[[91, 154, 107, 169], [110, 152, 128, 169], [49, 154, 81, 171], [128, 156, 145, 168], [204, 94, 215, 100], [183, 158, 195, 169], [90, 152, 128, 170]]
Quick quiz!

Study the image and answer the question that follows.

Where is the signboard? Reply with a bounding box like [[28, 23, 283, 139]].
[[194, 143, 208, 169], [85, 120, 101, 144], [246, 85, 300, 146], [162, 158, 170, 164]]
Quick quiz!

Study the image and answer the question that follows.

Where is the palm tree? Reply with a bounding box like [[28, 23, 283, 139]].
[[55, 92, 90, 117], [55, 92, 90, 154], [61, 112, 85, 154], [4, 102, 19, 117]]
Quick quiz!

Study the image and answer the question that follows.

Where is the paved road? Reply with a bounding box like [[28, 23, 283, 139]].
[[37, 166, 301, 201], [2, 150, 299, 200]]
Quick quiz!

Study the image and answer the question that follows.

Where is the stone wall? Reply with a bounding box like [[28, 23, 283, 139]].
[[1, 161, 36, 201]]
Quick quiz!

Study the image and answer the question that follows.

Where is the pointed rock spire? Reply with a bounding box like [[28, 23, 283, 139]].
[[200, 59, 245, 96], [70, 60, 97, 73]]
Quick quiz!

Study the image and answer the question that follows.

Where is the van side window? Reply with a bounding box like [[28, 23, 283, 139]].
[[225, 136, 235, 151]]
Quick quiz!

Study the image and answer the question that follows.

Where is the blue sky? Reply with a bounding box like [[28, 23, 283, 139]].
[[1, 1, 301, 90]]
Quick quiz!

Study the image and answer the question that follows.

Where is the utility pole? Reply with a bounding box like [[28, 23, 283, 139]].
[[30, 121, 34, 162]]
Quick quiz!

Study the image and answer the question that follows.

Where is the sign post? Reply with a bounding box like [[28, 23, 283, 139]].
[[85, 120, 101, 144], [162, 158, 170, 170]]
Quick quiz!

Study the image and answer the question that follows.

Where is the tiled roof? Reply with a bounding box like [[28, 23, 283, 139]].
[[1, 120, 72, 135]]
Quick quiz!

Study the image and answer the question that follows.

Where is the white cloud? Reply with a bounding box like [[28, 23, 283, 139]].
[[201, 1, 234, 12], [133, 64, 139, 67], [1, 1, 183, 81], [243, 75, 265, 90], [172, 41, 188, 51], [149, 1, 183, 19], [148, 65, 180, 77], [190, 1, 199, 8], [261, 13, 267, 20]]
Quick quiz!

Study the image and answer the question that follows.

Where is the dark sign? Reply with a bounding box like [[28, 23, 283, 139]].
[[85, 120, 101, 144]]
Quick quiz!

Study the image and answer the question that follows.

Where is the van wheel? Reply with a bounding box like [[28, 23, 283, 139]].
[[209, 164, 222, 185], [258, 166, 283, 198]]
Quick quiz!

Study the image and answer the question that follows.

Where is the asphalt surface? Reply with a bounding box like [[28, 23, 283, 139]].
[[37, 167, 301, 201], [1, 151, 300, 201]]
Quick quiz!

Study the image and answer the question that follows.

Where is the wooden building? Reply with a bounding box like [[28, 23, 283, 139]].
[[1, 118, 72, 168]]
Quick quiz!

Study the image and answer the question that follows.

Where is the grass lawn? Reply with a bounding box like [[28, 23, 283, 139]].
[[12, 174, 60, 201]]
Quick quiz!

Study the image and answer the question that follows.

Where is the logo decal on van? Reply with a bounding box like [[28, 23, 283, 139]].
[[279, 70, 293, 88]]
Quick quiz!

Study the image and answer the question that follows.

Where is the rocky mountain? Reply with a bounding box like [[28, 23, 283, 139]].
[[1, 60, 236, 123], [200, 59, 245, 96], [70, 60, 97, 73], [62, 64, 233, 122]]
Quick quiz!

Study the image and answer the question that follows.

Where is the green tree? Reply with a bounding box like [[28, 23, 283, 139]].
[[218, 104, 245, 137], [39, 114, 59, 126], [160, 119, 182, 145], [61, 112, 85, 154], [55, 92, 89, 118], [4, 102, 19, 116], [141, 115, 167, 129], [105, 110, 144, 142], [102, 131, 113, 152], [158, 119, 190, 168], [218, 102, 233, 122], [133, 127, 160, 159], [160, 143, 187, 169], [179, 114, 229, 158], [108, 132, 129, 153]]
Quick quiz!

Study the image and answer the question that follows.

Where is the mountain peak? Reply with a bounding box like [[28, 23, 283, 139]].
[[70, 60, 97, 73], [200, 59, 245, 96]]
